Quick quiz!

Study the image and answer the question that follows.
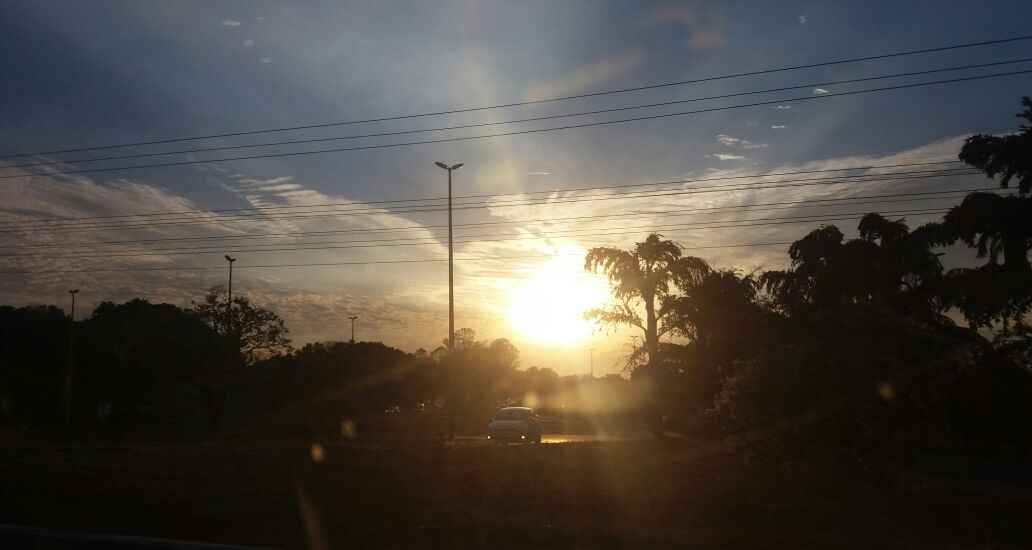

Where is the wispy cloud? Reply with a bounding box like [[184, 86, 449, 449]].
[[243, 39, 255, 47], [798, 15, 808, 24], [813, 88, 830, 95], [773, 105, 792, 110], [642, 6, 727, 49], [260, 57, 273, 64], [221, 19, 241, 27], [710, 153, 747, 161], [527, 171, 551, 177], [524, 50, 641, 101], [771, 125, 787, 129], [716, 134, 768, 149]]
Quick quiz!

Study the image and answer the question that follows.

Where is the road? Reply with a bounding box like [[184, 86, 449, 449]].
[[454, 433, 638, 445]]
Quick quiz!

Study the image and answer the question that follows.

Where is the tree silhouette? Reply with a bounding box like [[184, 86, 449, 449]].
[[959, 96, 1032, 194], [193, 288, 292, 365], [585, 234, 710, 370], [762, 216, 945, 318], [79, 299, 221, 434], [940, 193, 1032, 272], [938, 97, 1032, 328]]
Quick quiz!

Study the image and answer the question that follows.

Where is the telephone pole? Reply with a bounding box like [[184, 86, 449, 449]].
[[349, 315, 358, 343], [434, 161, 463, 351]]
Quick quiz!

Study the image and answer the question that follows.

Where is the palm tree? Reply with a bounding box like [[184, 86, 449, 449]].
[[585, 234, 710, 370]]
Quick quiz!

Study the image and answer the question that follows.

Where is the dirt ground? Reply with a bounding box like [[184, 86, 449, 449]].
[[1, 438, 1029, 549]]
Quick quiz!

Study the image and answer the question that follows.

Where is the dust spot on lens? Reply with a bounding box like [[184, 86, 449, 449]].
[[310, 443, 326, 463], [877, 382, 896, 401], [340, 419, 357, 439]]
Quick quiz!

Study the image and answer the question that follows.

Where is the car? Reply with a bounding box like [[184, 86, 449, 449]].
[[487, 407, 542, 443]]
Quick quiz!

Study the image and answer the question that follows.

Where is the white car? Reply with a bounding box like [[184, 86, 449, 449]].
[[487, 407, 542, 443]]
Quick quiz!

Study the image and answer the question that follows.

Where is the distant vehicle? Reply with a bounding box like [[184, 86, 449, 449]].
[[487, 407, 542, 443]]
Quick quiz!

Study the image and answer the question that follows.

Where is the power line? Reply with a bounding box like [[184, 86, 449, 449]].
[[0, 188, 994, 256], [0, 207, 950, 261], [3, 33, 1030, 160], [0, 159, 964, 226], [6, 58, 1030, 171], [0, 210, 951, 276], [0, 167, 980, 233], [2, 70, 1028, 181]]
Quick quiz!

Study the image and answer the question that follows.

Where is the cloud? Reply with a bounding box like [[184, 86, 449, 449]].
[[260, 57, 273, 64], [527, 171, 551, 177], [243, 39, 255, 47], [641, 6, 727, 49], [798, 15, 808, 24], [523, 50, 641, 101], [813, 88, 830, 95], [771, 125, 787, 129], [0, 135, 989, 371], [221, 19, 241, 27], [716, 134, 768, 149], [773, 105, 792, 110]]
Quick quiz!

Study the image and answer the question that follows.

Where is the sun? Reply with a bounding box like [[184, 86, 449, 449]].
[[506, 253, 611, 345]]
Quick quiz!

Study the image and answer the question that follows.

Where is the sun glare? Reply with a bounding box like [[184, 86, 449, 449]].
[[506, 252, 611, 344]]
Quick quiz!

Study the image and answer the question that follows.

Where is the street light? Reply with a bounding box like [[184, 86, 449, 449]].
[[68, 289, 79, 321], [434, 161, 463, 352], [224, 255, 237, 336], [224, 255, 237, 305], [64, 288, 80, 426], [349, 315, 358, 343]]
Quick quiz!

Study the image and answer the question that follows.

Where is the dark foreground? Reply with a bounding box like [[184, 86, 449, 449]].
[[1, 438, 1029, 549]]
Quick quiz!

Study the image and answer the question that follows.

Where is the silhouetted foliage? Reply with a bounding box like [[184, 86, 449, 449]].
[[761, 215, 946, 319], [77, 299, 222, 436], [585, 234, 711, 369], [193, 288, 292, 365], [936, 98, 1032, 329], [0, 305, 69, 430], [958, 96, 1032, 194]]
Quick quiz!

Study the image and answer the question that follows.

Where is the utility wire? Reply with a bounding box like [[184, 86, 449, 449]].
[[0, 189, 993, 256], [0, 159, 964, 226], [0, 210, 951, 276], [1, 70, 1027, 181], [2, 33, 1030, 160], [5, 58, 1029, 170], [0, 168, 980, 233], [0, 208, 950, 261]]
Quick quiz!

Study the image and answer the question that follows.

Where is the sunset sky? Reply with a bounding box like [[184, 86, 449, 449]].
[[2, 0, 1031, 374]]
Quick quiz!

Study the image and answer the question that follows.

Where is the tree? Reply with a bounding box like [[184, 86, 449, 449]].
[[938, 97, 1032, 328], [585, 234, 711, 370], [79, 299, 221, 434], [438, 327, 478, 352], [762, 216, 945, 319], [959, 96, 1032, 194], [193, 288, 292, 365]]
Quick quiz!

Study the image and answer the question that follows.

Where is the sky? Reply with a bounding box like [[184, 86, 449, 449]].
[[1, 0, 1030, 375]]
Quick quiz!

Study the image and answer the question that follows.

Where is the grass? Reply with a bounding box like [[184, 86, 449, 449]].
[[1, 437, 1029, 549]]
